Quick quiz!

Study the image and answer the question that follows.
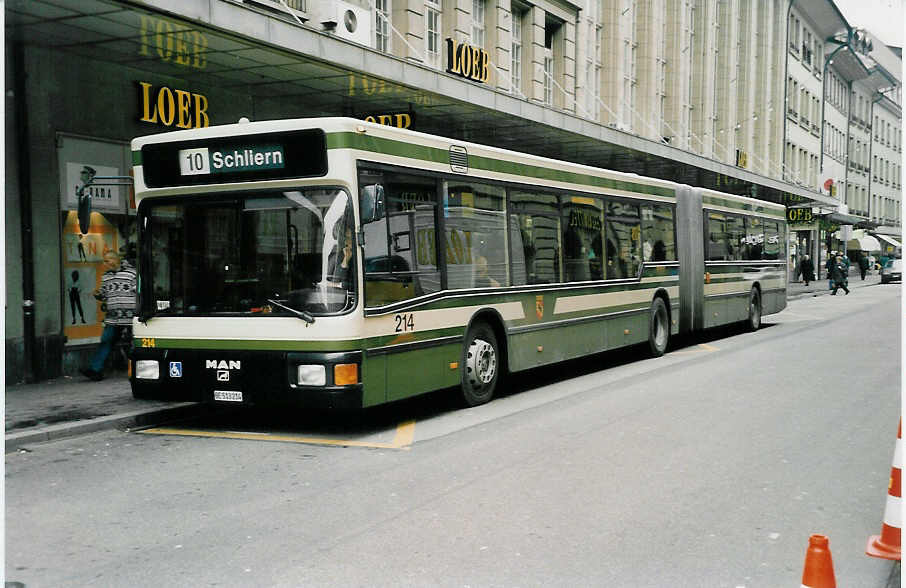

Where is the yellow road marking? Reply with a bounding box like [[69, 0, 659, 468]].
[[139, 419, 417, 450], [672, 343, 720, 354]]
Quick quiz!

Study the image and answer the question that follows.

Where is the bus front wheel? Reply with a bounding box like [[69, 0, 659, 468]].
[[460, 322, 499, 407], [648, 297, 669, 357]]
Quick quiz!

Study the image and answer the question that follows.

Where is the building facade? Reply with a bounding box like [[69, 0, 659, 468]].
[[5, 0, 901, 383]]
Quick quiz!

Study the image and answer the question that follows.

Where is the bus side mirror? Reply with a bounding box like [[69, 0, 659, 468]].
[[361, 185, 385, 223]]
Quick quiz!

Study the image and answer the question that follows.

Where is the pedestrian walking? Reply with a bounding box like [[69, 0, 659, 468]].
[[830, 256, 850, 295], [80, 250, 136, 381], [799, 255, 815, 286], [859, 255, 869, 280], [826, 252, 836, 290]]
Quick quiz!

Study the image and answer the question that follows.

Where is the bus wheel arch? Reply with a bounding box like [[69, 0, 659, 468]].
[[746, 284, 762, 332], [648, 291, 670, 357], [460, 310, 508, 407]]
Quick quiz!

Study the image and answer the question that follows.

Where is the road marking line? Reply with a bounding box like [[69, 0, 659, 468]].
[[139, 420, 417, 450], [672, 343, 720, 354]]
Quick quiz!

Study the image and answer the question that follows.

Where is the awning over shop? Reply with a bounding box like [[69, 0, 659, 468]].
[[847, 236, 881, 251], [825, 211, 876, 228], [875, 234, 903, 248]]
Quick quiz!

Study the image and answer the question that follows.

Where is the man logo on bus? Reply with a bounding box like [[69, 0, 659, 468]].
[[206, 360, 241, 370]]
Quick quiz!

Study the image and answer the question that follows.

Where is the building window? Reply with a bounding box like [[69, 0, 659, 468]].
[[375, 0, 390, 53], [544, 49, 554, 106], [543, 18, 561, 107], [621, 0, 636, 127], [585, 11, 602, 119], [511, 9, 523, 94], [472, 0, 486, 48], [425, 0, 441, 68]]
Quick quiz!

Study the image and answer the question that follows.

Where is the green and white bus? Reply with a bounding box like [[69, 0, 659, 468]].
[[129, 117, 787, 408]]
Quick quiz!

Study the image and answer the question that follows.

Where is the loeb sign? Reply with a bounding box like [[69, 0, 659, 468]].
[[446, 38, 490, 83]]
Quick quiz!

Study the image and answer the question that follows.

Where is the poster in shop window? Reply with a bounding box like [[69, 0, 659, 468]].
[[62, 162, 122, 211], [61, 210, 120, 345]]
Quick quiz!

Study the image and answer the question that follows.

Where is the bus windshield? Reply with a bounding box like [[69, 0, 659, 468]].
[[141, 188, 356, 318]]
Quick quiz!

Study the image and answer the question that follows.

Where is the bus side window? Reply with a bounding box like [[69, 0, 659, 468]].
[[604, 199, 641, 279], [707, 212, 729, 261], [360, 169, 441, 307], [444, 182, 507, 289], [510, 191, 560, 284], [744, 217, 763, 261], [641, 203, 675, 262], [561, 194, 604, 282], [763, 221, 781, 259]]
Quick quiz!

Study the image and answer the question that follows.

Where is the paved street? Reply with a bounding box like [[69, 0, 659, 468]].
[[6, 283, 902, 586]]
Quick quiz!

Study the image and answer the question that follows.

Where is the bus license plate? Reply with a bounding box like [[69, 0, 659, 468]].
[[214, 390, 243, 402]]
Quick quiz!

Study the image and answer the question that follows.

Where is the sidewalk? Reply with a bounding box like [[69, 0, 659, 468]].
[[5, 372, 202, 453], [787, 268, 883, 299], [3, 270, 888, 453]]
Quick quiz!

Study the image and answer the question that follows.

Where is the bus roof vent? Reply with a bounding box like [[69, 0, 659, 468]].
[[449, 145, 468, 174]]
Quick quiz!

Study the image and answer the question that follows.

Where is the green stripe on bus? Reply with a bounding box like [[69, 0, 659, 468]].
[[702, 195, 785, 218], [328, 132, 675, 198]]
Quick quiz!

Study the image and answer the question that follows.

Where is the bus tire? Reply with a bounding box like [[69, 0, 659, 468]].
[[746, 287, 762, 332], [460, 322, 499, 407], [648, 297, 669, 357]]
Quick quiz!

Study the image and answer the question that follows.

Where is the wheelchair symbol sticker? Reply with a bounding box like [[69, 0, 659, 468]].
[[169, 362, 183, 378]]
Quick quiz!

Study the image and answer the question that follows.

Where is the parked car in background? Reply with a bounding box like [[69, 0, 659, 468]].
[[880, 259, 902, 284]]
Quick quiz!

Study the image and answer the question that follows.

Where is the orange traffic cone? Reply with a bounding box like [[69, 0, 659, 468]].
[[801, 534, 836, 588], [866, 419, 902, 561]]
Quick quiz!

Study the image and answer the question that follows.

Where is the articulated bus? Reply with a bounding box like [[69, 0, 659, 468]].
[[129, 117, 787, 408]]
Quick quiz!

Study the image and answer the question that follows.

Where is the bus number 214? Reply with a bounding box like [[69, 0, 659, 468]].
[[394, 313, 415, 332]]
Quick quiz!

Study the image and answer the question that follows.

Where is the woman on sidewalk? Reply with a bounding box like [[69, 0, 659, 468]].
[[799, 255, 815, 286]]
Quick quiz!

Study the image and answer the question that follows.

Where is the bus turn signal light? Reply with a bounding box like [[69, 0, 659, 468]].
[[334, 363, 359, 386]]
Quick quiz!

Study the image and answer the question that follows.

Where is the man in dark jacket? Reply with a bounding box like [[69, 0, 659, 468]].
[[859, 255, 870, 280], [831, 256, 850, 295]]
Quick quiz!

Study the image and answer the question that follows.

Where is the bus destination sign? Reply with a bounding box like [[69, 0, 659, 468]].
[[179, 145, 285, 176], [140, 129, 327, 188]]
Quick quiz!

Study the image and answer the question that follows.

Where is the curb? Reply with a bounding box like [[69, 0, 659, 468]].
[[5, 402, 206, 454]]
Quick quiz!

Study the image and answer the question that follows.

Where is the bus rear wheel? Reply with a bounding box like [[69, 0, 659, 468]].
[[460, 322, 499, 407], [648, 297, 669, 357], [746, 288, 762, 331]]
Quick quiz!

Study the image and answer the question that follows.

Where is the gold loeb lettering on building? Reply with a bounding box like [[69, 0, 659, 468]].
[[138, 15, 209, 70], [446, 39, 490, 83], [139, 82, 210, 129], [787, 207, 813, 223], [363, 113, 413, 129]]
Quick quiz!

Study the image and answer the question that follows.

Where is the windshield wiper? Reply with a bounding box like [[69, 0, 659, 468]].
[[267, 299, 315, 324]]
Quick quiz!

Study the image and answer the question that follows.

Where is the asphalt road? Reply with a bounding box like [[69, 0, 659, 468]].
[[6, 285, 901, 587]]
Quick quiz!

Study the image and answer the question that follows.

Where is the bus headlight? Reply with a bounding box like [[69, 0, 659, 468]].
[[135, 360, 160, 380], [297, 364, 326, 386]]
